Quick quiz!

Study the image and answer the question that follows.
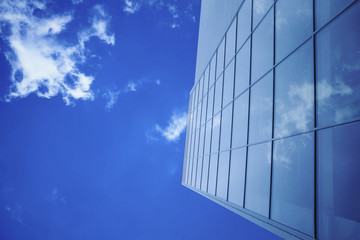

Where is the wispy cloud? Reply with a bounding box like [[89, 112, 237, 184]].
[[103, 88, 120, 110], [72, 0, 83, 5], [124, 78, 160, 93], [123, 0, 141, 14], [156, 112, 187, 142], [0, 0, 115, 105]]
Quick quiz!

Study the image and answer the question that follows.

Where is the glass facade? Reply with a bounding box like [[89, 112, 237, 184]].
[[183, 1, 360, 239]]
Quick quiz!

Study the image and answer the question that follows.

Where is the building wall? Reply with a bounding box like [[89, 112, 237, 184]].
[[183, 0, 360, 239]]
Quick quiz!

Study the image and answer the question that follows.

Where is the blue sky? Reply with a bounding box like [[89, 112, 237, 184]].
[[0, 0, 280, 239]]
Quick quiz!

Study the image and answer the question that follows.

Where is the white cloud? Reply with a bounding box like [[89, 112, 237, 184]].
[[123, 0, 141, 14], [103, 88, 120, 110], [127, 81, 137, 92], [156, 112, 187, 142], [0, 0, 115, 105], [155, 79, 161, 85], [72, 0, 83, 5]]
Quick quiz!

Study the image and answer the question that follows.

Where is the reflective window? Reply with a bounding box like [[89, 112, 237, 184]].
[[198, 125, 205, 157], [253, 0, 273, 29], [208, 153, 219, 195], [245, 142, 271, 217], [237, 0, 251, 50], [316, 3, 360, 127], [235, 39, 250, 97], [220, 103, 233, 151], [201, 94, 208, 126], [207, 85, 214, 121], [196, 156, 202, 189], [228, 147, 246, 207], [271, 133, 314, 236], [249, 72, 273, 144], [213, 74, 223, 114], [191, 131, 200, 186], [223, 59, 235, 106], [275, 0, 312, 62], [316, 0, 355, 29], [216, 151, 230, 200], [226, 19, 237, 66], [317, 122, 360, 240], [203, 66, 209, 97], [203, 120, 212, 156], [211, 113, 221, 153], [209, 54, 216, 87], [232, 91, 249, 148], [251, 8, 274, 82], [275, 41, 314, 138], [199, 74, 204, 101], [196, 103, 201, 130], [217, 39, 225, 78], [201, 155, 210, 191]]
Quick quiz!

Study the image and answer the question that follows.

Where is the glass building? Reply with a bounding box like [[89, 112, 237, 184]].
[[182, 0, 360, 239]]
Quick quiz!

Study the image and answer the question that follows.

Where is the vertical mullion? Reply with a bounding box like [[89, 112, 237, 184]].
[[312, 0, 317, 237]]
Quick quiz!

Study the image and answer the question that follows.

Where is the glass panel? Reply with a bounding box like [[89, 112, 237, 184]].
[[249, 72, 273, 144], [220, 103, 233, 151], [209, 54, 217, 87], [232, 91, 249, 148], [253, 0, 273, 29], [317, 122, 360, 240], [213, 74, 223, 115], [217, 38, 225, 78], [198, 125, 205, 157], [251, 8, 274, 83], [235, 39, 250, 97], [199, 74, 204, 101], [275, 41, 314, 138], [191, 130, 200, 186], [271, 133, 314, 236], [316, 0, 355, 29], [208, 153, 219, 195], [204, 120, 212, 156], [192, 86, 196, 112], [223, 59, 235, 106], [275, 0, 312, 63], [245, 142, 271, 217], [203, 66, 209, 97], [216, 151, 231, 200], [211, 113, 221, 153], [196, 103, 201, 130], [237, 0, 252, 50], [201, 94, 208, 126], [226, 18, 237, 65], [196, 156, 203, 189], [201, 155, 210, 191], [228, 147, 247, 206], [316, 3, 360, 127], [207, 85, 215, 121]]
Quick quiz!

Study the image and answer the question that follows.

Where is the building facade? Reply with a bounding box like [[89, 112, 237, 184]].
[[182, 0, 360, 239]]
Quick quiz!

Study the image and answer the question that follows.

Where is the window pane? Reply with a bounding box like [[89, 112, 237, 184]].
[[232, 91, 249, 148], [226, 18, 237, 66], [220, 103, 233, 151], [271, 133, 314, 236], [228, 147, 247, 206], [237, 0, 252, 50], [191, 130, 200, 186], [208, 153, 219, 195], [252, 8, 274, 83], [249, 72, 273, 144], [211, 113, 221, 153], [317, 122, 360, 240], [253, 0, 273, 30], [316, 0, 355, 29], [223, 59, 235, 106], [275, 0, 312, 62], [209, 54, 216, 87], [235, 39, 250, 97], [198, 125, 205, 157], [217, 39, 225, 78], [316, 3, 360, 127], [204, 120, 212, 156], [196, 156, 202, 189], [214, 74, 223, 114], [201, 94, 208, 126], [203, 66, 209, 97], [201, 155, 210, 191], [216, 151, 231, 200], [199, 74, 204, 101], [245, 142, 271, 217], [275, 41, 314, 138], [207, 85, 214, 121]]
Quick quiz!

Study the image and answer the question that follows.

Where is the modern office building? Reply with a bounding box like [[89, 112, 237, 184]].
[[182, 0, 360, 239]]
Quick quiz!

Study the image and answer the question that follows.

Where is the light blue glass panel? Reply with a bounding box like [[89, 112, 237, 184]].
[[271, 133, 314, 236], [191, 130, 200, 186], [195, 156, 202, 189], [237, 0, 251, 50], [316, 3, 360, 127], [223, 59, 235, 107], [317, 122, 360, 240], [201, 94, 208, 126], [275, 41, 314, 138], [249, 72, 273, 144], [201, 155, 210, 191], [251, 8, 274, 83], [203, 66, 209, 97], [316, 0, 355, 29], [213, 74, 223, 115], [226, 18, 237, 66], [220, 103, 233, 151], [198, 125, 205, 157], [235, 39, 250, 97], [232, 91, 249, 148], [199, 74, 204, 101], [208, 153, 219, 195], [203, 120, 212, 156], [207, 85, 214, 121], [253, 0, 273, 29], [275, 0, 312, 63], [211, 113, 221, 153], [216, 151, 230, 200], [217, 39, 225, 78], [209, 54, 216, 87], [245, 142, 271, 217], [228, 147, 246, 206]]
